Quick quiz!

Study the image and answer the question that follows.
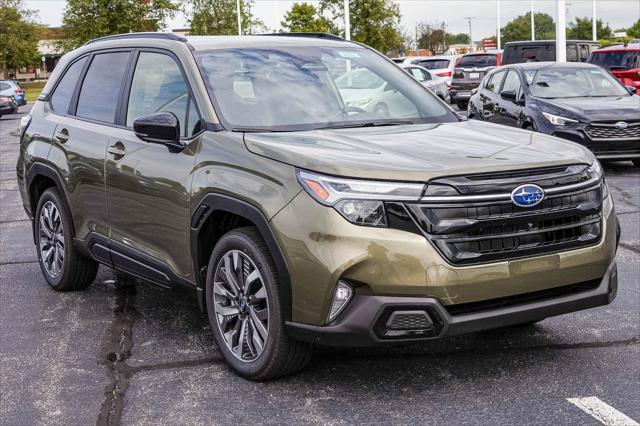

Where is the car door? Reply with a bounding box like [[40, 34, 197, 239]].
[[46, 51, 132, 249], [495, 70, 525, 127], [105, 50, 203, 285], [478, 70, 506, 122]]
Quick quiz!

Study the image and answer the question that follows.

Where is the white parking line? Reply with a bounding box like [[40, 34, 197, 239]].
[[567, 397, 639, 426]]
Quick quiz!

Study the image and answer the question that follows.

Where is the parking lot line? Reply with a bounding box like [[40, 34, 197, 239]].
[[567, 397, 639, 426]]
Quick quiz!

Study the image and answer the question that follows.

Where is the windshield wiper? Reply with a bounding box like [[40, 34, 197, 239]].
[[318, 120, 415, 130]]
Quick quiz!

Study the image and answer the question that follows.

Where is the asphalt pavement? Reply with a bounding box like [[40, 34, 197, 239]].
[[1, 104, 638, 426]]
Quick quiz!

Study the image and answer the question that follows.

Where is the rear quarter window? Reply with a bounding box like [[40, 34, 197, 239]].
[[588, 51, 640, 70], [50, 57, 87, 114]]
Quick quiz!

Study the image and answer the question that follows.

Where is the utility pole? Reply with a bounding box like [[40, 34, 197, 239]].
[[592, 0, 597, 41], [236, 0, 242, 35], [344, 0, 351, 40], [531, 0, 535, 41], [556, 0, 567, 62], [496, 0, 501, 51], [464, 17, 474, 52]]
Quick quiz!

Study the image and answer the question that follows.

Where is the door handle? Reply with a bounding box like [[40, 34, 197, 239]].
[[54, 128, 69, 144], [107, 142, 126, 158]]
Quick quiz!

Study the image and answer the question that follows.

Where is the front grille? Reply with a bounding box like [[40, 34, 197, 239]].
[[403, 165, 603, 265], [585, 121, 640, 141]]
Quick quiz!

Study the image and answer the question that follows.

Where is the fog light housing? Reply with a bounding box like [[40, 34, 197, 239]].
[[328, 281, 353, 322]]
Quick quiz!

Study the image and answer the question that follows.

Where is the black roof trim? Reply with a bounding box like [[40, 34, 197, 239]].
[[84, 32, 188, 46], [257, 32, 345, 41]]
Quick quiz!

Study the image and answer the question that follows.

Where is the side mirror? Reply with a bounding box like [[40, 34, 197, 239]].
[[471, 88, 478, 96], [500, 89, 517, 103], [133, 112, 184, 151], [626, 86, 637, 95]]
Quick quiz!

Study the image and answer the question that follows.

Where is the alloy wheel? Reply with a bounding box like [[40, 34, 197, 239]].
[[212, 250, 270, 362], [38, 201, 64, 278]]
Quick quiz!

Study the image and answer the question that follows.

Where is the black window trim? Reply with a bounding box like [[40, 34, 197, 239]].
[[121, 47, 204, 141], [47, 53, 91, 115]]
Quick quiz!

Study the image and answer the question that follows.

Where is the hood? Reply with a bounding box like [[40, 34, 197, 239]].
[[535, 95, 640, 122], [244, 120, 594, 181]]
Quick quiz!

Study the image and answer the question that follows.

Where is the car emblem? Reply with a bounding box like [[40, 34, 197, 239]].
[[614, 121, 628, 130], [511, 184, 545, 208]]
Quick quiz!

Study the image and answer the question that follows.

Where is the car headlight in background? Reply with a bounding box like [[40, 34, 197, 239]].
[[586, 160, 609, 199], [542, 112, 579, 126], [297, 169, 424, 227]]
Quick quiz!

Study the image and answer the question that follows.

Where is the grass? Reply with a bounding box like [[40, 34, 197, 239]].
[[19, 81, 47, 103]]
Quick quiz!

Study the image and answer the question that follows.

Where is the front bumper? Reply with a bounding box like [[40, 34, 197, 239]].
[[287, 260, 618, 347]]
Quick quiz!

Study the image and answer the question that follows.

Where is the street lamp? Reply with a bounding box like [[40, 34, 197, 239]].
[[496, 0, 501, 51], [531, 0, 535, 41], [344, 0, 351, 40], [556, 0, 567, 62], [592, 0, 597, 41], [236, 0, 242, 35]]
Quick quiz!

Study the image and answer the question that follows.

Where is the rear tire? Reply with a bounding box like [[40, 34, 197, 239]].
[[206, 227, 312, 380], [455, 101, 468, 110], [35, 188, 98, 291]]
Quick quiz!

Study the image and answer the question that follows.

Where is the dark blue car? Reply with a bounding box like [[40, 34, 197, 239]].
[[468, 62, 640, 166]]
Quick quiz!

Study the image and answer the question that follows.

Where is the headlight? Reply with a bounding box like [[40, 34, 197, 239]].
[[297, 169, 424, 227], [586, 161, 609, 199], [542, 112, 579, 126]]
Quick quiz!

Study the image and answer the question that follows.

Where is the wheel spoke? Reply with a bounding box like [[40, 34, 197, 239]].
[[55, 232, 64, 245], [233, 318, 248, 358], [213, 281, 235, 300], [244, 269, 259, 292], [217, 304, 240, 316], [254, 287, 266, 300], [223, 254, 241, 294], [250, 320, 264, 353], [250, 305, 268, 322], [40, 216, 52, 238], [249, 308, 268, 341]]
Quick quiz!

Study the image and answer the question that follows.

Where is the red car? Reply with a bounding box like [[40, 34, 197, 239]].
[[588, 43, 640, 90]]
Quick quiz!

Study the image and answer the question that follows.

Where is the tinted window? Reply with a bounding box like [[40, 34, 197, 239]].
[[50, 57, 87, 114], [579, 44, 590, 61], [503, 43, 555, 64], [588, 51, 640, 70], [186, 99, 202, 136], [457, 54, 497, 68], [486, 71, 506, 93], [501, 70, 523, 99], [417, 59, 450, 69], [126, 52, 197, 136], [76, 52, 130, 123], [567, 45, 578, 62], [0, 82, 11, 90]]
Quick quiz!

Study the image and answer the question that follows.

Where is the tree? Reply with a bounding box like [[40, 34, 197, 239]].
[[281, 3, 332, 33], [627, 19, 640, 38], [60, 0, 179, 51], [446, 32, 470, 46], [0, 0, 43, 72], [189, 0, 264, 36], [501, 12, 555, 44], [568, 17, 612, 40], [416, 21, 448, 54], [320, 0, 404, 53]]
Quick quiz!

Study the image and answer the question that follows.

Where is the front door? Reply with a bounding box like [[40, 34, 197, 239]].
[[105, 51, 203, 285], [495, 70, 524, 127]]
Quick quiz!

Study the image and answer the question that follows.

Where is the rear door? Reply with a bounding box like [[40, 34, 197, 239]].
[[478, 70, 506, 122], [494, 70, 524, 127], [105, 50, 203, 285]]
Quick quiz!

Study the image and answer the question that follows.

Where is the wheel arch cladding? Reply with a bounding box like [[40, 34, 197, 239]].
[[191, 193, 293, 320], [26, 163, 72, 243]]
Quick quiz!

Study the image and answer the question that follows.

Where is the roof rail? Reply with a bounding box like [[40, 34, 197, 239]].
[[258, 32, 345, 41], [84, 32, 187, 46]]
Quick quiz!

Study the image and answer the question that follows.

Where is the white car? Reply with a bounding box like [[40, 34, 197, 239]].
[[401, 64, 449, 101], [403, 55, 460, 90]]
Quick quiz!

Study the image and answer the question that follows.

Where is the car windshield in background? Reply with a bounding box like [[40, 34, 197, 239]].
[[195, 47, 457, 131], [526, 67, 629, 98], [457, 55, 497, 68], [417, 59, 450, 69], [589, 51, 640, 70]]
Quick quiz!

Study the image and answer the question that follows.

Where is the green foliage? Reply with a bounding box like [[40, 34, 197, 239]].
[[501, 12, 555, 44], [60, 0, 179, 51], [320, 0, 405, 53], [281, 3, 332, 34], [567, 17, 612, 40], [0, 0, 43, 71], [446, 33, 470, 45], [627, 19, 640, 38], [416, 21, 447, 53], [189, 0, 264, 36]]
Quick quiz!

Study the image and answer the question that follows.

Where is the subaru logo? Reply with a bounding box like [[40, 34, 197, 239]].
[[614, 121, 628, 130], [511, 184, 545, 208]]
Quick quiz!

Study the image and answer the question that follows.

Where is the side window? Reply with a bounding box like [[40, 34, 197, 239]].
[[50, 57, 87, 114], [409, 68, 425, 82], [421, 69, 432, 81], [579, 44, 590, 61], [567, 45, 578, 62], [126, 52, 198, 137], [0, 82, 11, 90], [501, 70, 523, 100], [76, 52, 130, 123], [486, 71, 506, 93]]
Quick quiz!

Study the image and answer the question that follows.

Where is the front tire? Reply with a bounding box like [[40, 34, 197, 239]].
[[455, 101, 468, 110], [206, 227, 311, 380], [35, 188, 98, 291]]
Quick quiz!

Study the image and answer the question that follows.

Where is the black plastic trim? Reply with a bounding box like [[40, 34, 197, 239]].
[[25, 162, 70, 243], [84, 32, 188, 45]]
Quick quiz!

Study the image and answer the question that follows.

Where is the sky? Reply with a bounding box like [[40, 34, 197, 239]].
[[25, 0, 640, 41]]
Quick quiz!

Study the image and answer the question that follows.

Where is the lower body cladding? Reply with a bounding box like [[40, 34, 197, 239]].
[[286, 261, 617, 346], [545, 122, 640, 161]]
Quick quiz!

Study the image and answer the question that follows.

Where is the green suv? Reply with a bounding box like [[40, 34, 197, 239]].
[[17, 33, 619, 380]]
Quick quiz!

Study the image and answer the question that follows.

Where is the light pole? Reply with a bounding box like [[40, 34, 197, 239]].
[[531, 0, 535, 41], [236, 0, 242, 35], [496, 0, 501, 51], [344, 0, 351, 40], [556, 0, 567, 62], [592, 0, 597, 41], [465, 17, 474, 51]]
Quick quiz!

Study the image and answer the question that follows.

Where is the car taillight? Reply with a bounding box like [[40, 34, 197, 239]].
[[14, 89, 24, 94], [436, 71, 452, 77]]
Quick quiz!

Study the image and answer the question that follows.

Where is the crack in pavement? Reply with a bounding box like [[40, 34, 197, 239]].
[[619, 242, 640, 255]]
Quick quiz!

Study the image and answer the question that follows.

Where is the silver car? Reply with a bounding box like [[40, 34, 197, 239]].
[[402, 64, 449, 101]]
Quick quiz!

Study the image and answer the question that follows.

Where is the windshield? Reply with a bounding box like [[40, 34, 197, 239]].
[[457, 54, 497, 68], [195, 46, 457, 131], [526, 67, 629, 98], [588, 51, 640, 70], [417, 59, 450, 69]]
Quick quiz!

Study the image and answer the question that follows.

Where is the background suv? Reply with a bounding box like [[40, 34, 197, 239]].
[[450, 51, 501, 109], [17, 33, 619, 380], [588, 43, 640, 90]]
